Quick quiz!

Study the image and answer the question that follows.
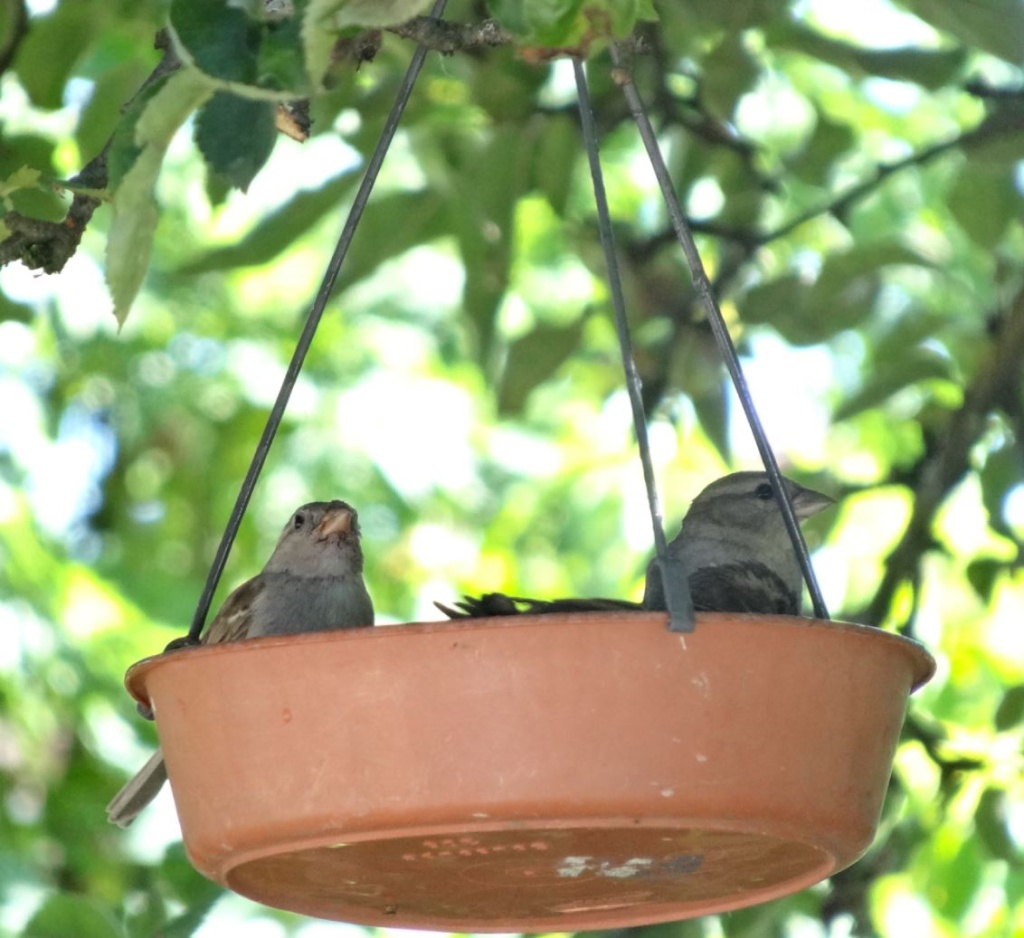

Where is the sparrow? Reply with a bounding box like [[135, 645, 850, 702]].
[[436, 472, 833, 619], [106, 500, 374, 828]]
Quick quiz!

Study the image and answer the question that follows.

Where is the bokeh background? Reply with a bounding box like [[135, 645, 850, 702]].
[[1, 0, 1022, 935]]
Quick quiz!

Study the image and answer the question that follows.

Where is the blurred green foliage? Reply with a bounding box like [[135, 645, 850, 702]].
[[1, 0, 1022, 936]]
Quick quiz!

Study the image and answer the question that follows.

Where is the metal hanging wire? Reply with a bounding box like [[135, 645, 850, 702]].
[[176, 16, 826, 653], [176, 0, 449, 648], [604, 41, 830, 621], [573, 58, 695, 633]]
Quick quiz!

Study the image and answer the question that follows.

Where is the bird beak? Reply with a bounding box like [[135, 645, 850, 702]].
[[794, 488, 835, 520], [316, 505, 354, 538]]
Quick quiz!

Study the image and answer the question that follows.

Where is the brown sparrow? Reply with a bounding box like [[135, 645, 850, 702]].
[[106, 500, 374, 828], [438, 472, 833, 618]]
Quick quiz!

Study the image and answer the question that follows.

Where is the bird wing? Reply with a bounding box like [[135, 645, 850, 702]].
[[436, 592, 642, 619], [688, 561, 798, 615], [203, 575, 265, 644]]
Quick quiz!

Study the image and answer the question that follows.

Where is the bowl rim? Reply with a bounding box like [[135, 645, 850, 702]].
[[125, 611, 937, 708]]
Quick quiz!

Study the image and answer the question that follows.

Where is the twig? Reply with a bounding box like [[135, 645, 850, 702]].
[[0, 32, 177, 275], [761, 135, 964, 245], [633, 119, 1012, 256], [386, 16, 513, 53]]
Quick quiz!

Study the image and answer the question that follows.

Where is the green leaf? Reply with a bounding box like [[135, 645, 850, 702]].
[[76, 61, 154, 162], [937, 835, 985, 918], [980, 443, 1023, 539], [170, 0, 260, 85], [857, 46, 967, 89], [790, 111, 856, 186], [742, 245, 931, 345], [965, 99, 1024, 163], [949, 164, 1020, 250], [139, 845, 225, 937], [106, 76, 171, 190], [0, 292, 32, 324], [302, 0, 433, 85], [0, 165, 41, 198], [472, 53, 549, 122], [309, 0, 433, 27], [741, 273, 809, 329], [636, 0, 659, 22], [0, 136, 56, 182], [179, 172, 359, 273], [702, 34, 760, 119], [450, 125, 531, 358], [23, 894, 121, 938], [334, 188, 448, 288], [994, 684, 1024, 731], [185, 186, 447, 296], [9, 185, 66, 222], [170, 0, 310, 96], [769, 23, 967, 90], [532, 115, 581, 216], [195, 93, 278, 192], [833, 345, 953, 421], [498, 315, 587, 414], [486, 0, 640, 52], [488, 0, 580, 39], [197, 185, 446, 289], [902, 0, 1024, 65], [965, 557, 1004, 602], [13, 3, 103, 108], [106, 69, 214, 324], [975, 788, 1022, 864], [257, 10, 310, 93]]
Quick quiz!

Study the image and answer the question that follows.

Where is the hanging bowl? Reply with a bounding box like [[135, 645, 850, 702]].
[[125, 612, 934, 931]]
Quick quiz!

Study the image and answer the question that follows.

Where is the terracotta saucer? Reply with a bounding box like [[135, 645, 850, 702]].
[[125, 612, 934, 931]]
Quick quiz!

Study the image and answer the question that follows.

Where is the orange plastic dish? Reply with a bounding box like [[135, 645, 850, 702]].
[[125, 613, 934, 931]]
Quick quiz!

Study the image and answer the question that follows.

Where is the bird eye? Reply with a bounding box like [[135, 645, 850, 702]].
[[754, 483, 774, 500], [293, 512, 306, 530]]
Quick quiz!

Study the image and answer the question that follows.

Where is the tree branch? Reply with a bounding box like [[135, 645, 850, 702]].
[[862, 285, 1024, 627], [0, 32, 178, 276], [635, 115, 1017, 256], [385, 16, 513, 53], [759, 135, 964, 245]]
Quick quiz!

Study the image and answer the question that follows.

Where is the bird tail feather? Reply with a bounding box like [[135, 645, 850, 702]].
[[106, 749, 168, 828]]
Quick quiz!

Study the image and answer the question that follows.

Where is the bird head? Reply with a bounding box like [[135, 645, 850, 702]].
[[684, 471, 833, 532], [264, 500, 364, 577]]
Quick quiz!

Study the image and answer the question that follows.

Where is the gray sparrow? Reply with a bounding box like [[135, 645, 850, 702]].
[[106, 500, 374, 828], [438, 472, 833, 618]]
